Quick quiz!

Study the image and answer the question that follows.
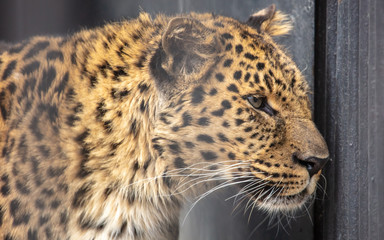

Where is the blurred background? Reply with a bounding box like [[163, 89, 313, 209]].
[[0, 0, 383, 240]]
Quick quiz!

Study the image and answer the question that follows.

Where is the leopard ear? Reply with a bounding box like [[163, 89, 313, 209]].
[[150, 17, 221, 98], [247, 5, 292, 36], [161, 17, 221, 75]]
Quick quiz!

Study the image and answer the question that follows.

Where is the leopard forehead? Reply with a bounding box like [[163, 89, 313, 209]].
[[154, 13, 311, 118]]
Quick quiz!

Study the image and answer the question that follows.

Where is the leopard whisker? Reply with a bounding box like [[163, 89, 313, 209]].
[[163, 171, 251, 198], [175, 163, 250, 191], [302, 198, 313, 225], [178, 172, 254, 195], [230, 178, 273, 216], [231, 177, 272, 207], [168, 159, 250, 174], [229, 176, 272, 203], [182, 177, 256, 225], [125, 162, 248, 189]]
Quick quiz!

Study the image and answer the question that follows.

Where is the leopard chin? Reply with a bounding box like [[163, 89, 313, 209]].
[[235, 174, 320, 213]]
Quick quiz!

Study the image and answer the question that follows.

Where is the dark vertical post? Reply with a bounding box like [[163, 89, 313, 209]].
[[314, 0, 384, 239]]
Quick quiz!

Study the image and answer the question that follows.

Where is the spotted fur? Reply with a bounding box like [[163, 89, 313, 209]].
[[0, 5, 328, 240]]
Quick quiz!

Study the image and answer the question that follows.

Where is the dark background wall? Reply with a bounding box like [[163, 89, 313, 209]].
[[0, 0, 383, 239]]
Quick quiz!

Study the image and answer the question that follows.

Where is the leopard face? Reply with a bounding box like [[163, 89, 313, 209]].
[[150, 6, 329, 212]]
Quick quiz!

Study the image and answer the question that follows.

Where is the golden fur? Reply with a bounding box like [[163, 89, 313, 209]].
[[0, 6, 328, 239]]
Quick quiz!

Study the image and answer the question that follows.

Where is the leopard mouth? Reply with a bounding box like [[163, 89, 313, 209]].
[[234, 176, 314, 212]]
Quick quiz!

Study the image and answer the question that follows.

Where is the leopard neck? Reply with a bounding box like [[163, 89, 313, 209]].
[[60, 11, 184, 216]]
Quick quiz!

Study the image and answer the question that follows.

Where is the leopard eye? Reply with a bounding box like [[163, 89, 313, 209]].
[[247, 95, 265, 109], [246, 95, 276, 116]]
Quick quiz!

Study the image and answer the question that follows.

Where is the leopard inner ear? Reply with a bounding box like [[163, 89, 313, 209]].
[[247, 4, 293, 36]]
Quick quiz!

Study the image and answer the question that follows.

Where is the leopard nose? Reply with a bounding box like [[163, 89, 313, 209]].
[[293, 155, 329, 178]]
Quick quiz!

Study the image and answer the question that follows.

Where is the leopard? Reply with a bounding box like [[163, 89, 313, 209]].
[[0, 5, 329, 240]]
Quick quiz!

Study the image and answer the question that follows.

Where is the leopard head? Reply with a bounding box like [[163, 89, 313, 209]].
[[149, 5, 329, 212]]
